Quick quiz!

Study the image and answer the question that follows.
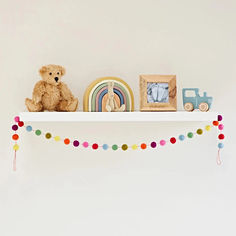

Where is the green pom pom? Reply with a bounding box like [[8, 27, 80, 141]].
[[187, 132, 194, 138], [35, 130, 41, 136], [112, 144, 118, 150]]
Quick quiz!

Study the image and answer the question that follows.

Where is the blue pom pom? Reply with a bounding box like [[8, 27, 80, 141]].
[[218, 143, 224, 149], [26, 125, 32, 132], [179, 135, 185, 141], [102, 144, 109, 150]]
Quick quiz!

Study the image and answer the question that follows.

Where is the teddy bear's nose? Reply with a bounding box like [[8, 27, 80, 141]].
[[54, 77, 59, 82]]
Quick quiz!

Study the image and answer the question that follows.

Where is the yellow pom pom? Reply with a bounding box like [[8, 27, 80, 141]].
[[13, 144, 19, 151], [54, 136, 60, 141], [132, 144, 138, 150], [205, 125, 211, 131]]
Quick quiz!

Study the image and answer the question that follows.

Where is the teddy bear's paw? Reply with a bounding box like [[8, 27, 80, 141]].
[[25, 98, 43, 112], [67, 99, 78, 112]]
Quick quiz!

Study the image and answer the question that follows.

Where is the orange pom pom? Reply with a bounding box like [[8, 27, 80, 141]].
[[141, 143, 147, 149], [213, 121, 219, 126], [12, 134, 19, 141]]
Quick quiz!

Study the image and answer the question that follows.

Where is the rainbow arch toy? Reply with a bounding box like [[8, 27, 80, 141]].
[[83, 77, 134, 112]]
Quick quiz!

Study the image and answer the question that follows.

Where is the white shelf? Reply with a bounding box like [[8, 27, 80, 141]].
[[19, 111, 218, 122]]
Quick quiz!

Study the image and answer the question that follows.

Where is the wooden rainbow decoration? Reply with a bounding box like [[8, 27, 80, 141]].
[[83, 77, 134, 112]]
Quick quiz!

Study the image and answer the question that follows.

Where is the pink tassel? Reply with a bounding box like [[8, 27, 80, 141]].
[[13, 151, 17, 171], [216, 149, 222, 165]]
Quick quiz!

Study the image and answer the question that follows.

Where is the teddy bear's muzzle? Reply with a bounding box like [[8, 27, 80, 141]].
[[54, 77, 59, 82]]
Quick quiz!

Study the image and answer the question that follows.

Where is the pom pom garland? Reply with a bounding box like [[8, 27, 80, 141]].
[[11, 114, 225, 168]]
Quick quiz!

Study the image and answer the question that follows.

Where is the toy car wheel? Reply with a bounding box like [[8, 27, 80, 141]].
[[184, 103, 194, 112], [199, 102, 209, 112]]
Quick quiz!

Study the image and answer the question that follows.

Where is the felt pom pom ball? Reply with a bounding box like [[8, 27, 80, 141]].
[[213, 121, 219, 126], [132, 144, 138, 150], [218, 124, 224, 130], [179, 135, 185, 141], [18, 121, 24, 127], [13, 144, 19, 151], [14, 116, 20, 123], [197, 129, 203, 135], [102, 144, 108, 150], [218, 143, 224, 149], [112, 144, 118, 150], [26, 126, 32, 132], [205, 125, 211, 131], [73, 140, 79, 147], [12, 125, 18, 131], [141, 143, 147, 149], [160, 140, 166, 146], [64, 138, 70, 145], [82, 142, 89, 148], [170, 137, 176, 144], [150, 142, 157, 148], [54, 136, 60, 141], [122, 144, 128, 150], [12, 134, 19, 141], [217, 115, 223, 121], [218, 134, 225, 140], [187, 132, 194, 138], [45, 133, 52, 139], [92, 143, 98, 150]]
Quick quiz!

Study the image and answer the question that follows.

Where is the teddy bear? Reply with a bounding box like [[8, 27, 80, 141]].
[[25, 64, 78, 112]]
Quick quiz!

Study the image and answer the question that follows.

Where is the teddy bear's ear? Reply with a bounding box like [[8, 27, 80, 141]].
[[60, 66, 66, 76], [39, 66, 47, 75]]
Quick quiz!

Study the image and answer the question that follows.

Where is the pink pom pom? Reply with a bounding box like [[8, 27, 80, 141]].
[[218, 124, 224, 130], [160, 140, 166, 146], [82, 142, 89, 148], [14, 116, 20, 123]]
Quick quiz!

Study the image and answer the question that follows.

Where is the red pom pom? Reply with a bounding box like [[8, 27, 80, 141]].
[[213, 121, 219, 126], [92, 143, 98, 150], [218, 134, 225, 140], [170, 137, 176, 144], [18, 121, 24, 127]]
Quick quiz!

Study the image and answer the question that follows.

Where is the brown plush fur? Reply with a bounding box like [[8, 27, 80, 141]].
[[25, 65, 78, 112]]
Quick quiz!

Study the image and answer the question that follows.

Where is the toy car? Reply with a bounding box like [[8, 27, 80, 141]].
[[182, 88, 213, 112]]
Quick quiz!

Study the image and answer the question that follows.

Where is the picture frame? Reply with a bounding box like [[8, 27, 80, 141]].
[[140, 75, 177, 111]]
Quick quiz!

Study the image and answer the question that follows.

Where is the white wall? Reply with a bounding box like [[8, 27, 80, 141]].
[[0, 0, 235, 235]]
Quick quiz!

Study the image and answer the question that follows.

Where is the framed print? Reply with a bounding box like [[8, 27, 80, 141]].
[[140, 75, 177, 111]]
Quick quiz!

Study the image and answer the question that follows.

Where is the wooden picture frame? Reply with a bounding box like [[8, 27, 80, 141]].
[[140, 75, 177, 111]]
